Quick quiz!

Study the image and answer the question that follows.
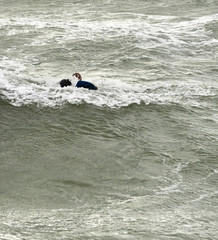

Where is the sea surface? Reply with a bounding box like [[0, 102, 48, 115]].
[[0, 0, 218, 239]]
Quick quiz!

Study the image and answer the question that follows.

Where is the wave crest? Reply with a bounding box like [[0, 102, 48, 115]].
[[0, 70, 216, 108]]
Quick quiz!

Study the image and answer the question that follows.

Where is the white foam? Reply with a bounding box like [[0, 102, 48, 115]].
[[0, 67, 216, 108], [3, 12, 217, 49], [0, 234, 20, 240], [191, 190, 218, 203], [0, 12, 217, 108]]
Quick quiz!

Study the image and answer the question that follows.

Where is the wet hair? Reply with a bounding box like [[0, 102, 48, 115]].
[[73, 73, 82, 81]]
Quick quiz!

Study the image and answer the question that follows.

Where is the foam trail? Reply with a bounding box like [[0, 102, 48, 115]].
[[0, 68, 216, 108]]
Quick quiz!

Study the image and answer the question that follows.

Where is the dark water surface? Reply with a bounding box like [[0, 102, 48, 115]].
[[0, 0, 218, 239]]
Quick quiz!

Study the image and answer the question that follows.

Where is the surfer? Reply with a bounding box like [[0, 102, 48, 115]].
[[59, 73, 98, 90]]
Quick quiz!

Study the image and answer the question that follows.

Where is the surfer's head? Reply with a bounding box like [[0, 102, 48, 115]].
[[73, 73, 82, 81]]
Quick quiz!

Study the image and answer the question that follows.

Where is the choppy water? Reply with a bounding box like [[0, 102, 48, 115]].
[[0, 0, 218, 239]]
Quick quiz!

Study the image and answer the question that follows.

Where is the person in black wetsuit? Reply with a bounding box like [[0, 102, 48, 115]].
[[74, 73, 98, 90], [59, 79, 72, 88], [59, 73, 98, 90]]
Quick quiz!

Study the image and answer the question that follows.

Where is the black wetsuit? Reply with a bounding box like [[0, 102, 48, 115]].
[[59, 79, 72, 88], [59, 79, 97, 90], [76, 80, 97, 90]]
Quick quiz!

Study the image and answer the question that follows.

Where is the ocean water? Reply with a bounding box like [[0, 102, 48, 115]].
[[0, 0, 218, 239]]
